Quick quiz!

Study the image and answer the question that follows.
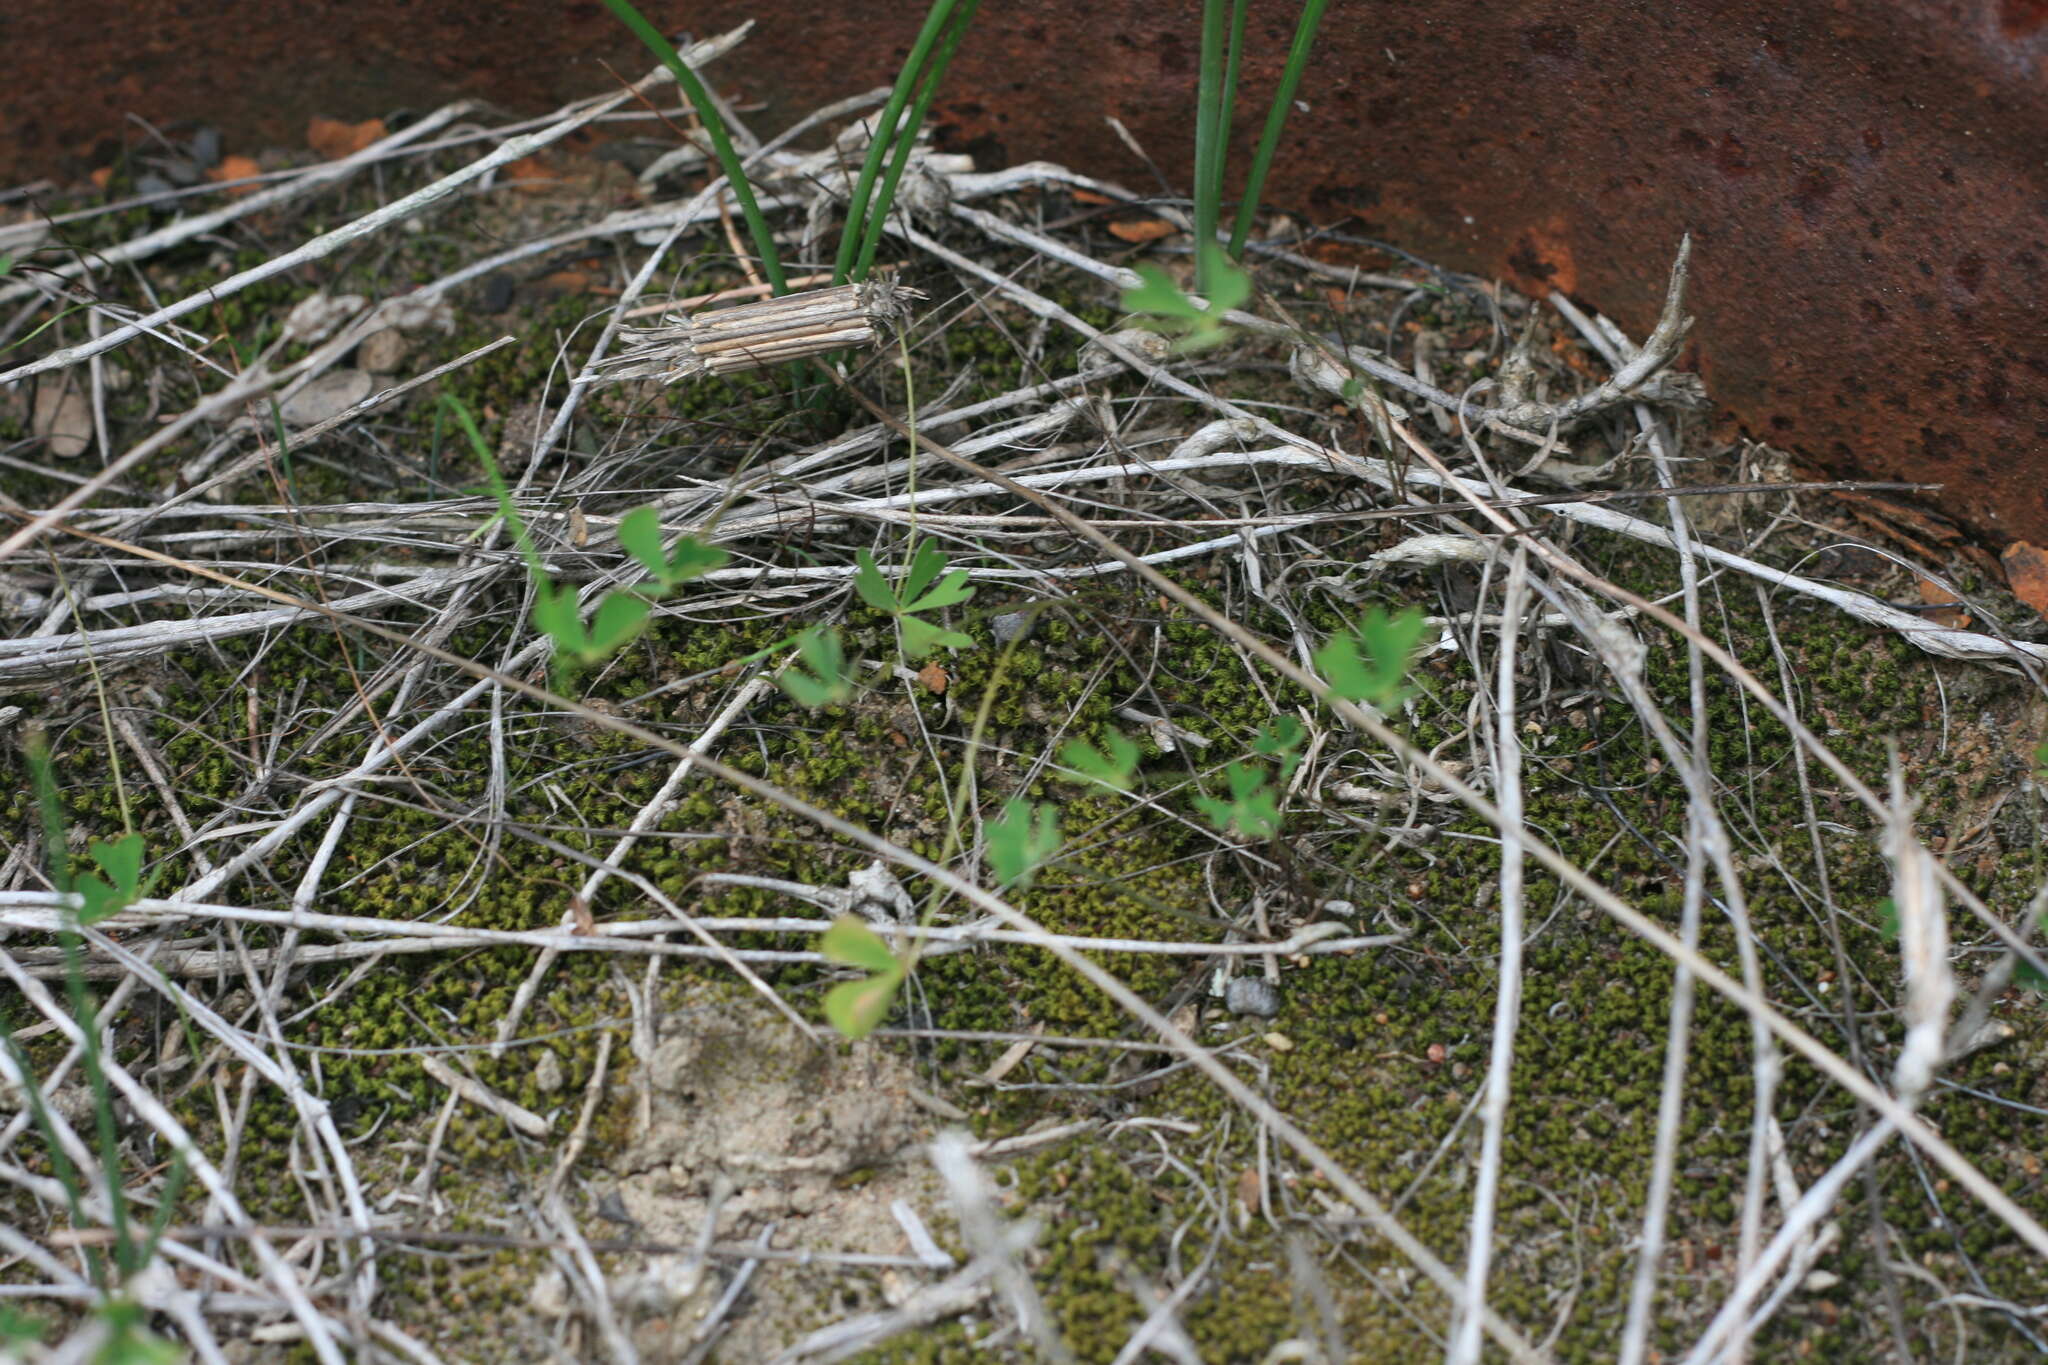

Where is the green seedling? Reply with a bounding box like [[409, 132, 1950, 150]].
[[1058, 729, 1141, 792], [530, 582, 650, 672], [854, 541, 976, 657], [617, 505, 728, 593], [1316, 604, 1428, 711], [819, 915, 906, 1039], [443, 396, 690, 685], [987, 798, 1060, 889], [778, 626, 857, 708], [1122, 243, 1251, 352], [1195, 716, 1302, 840], [74, 832, 148, 926], [1251, 714, 1306, 780], [1197, 761, 1283, 840], [2035, 739, 2048, 779], [16, 746, 188, 1358]]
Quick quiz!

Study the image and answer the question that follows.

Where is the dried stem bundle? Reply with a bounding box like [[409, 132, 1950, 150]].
[[593, 277, 922, 383]]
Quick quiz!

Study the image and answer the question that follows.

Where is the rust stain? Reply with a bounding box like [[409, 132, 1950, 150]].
[[1504, 217, 1578, 299], [2, 0, 2044, 550]]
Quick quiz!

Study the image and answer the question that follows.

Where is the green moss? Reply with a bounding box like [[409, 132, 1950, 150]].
[[11, 161, 2048, 1362]]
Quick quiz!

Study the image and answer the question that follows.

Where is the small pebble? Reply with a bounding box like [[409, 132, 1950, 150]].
[[1224, 976, 1280, 1018], [533, 1050, 565, 1094], [357, 327, 408, 374], [281, 369, 372, 427], [282, 292, 367, 344], [991, 611, 1031, 646]]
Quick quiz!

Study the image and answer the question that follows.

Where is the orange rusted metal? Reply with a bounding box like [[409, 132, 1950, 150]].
[[5, 1, 2043, 547]]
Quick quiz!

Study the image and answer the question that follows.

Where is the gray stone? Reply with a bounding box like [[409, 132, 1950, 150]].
[[357, 327, 408, 375], [280, 370, 373, 428]]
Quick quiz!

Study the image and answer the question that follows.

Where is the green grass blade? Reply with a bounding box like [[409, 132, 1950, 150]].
[[602, 0, 789, 294], [1229, 0, 1331, 258], [849, 0, 982, 282], [1193, 0, 1230, 291], [833, 0, 972, 284], [1211, 0, 1247, 245], [0, 1027, 98, 1286]]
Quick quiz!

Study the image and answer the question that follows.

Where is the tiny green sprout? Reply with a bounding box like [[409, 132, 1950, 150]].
[[2035, 739, 2048, 779], [779, 626, 856, 707], [1877, 897, 1900, 941], [988, 798, 1060, 889], [1251, 714, 1306, 781], [1058, 729, 1140, 792], [819, 915, 906, 1039], [441, 395, 661, 682], [0, 254, 15, 279], [27, 741, 151, 925], [531, 583, 650, 673], [1197, 761, 1283, 840], [75, 832, 148, 927], [1121, 242, 1251, 352], [1315, 604, 1429, 711], [617, 505, 729, 592], [854, 541, 975, 657]]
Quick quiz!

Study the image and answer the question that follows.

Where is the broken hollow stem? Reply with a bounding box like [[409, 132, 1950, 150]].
[[588, 277, 922, 383]]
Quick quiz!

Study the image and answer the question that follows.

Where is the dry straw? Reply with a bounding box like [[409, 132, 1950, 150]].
[[593, 277, 923, 383]]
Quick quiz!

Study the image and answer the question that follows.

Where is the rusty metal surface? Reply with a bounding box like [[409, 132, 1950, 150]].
[[4, 1, 2044, 547]]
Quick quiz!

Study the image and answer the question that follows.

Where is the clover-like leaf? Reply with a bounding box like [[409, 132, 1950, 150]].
[[1196, 762, 1282, 840], [617, 505, 728, 594], [586, 591, 650, 657], [988, 799, 1060, 889], [659, 536, 727, 587], [1251, 714, 1306, 781], [900, 614, 973, 659], [820, 914, 905, 1039], [904, 567, 974, 615], [853, 548, 898, 614], [1122, 262, 1206, 321], [900, 540, 950, 605], [1121, 245, 1251, 353], [1058, 730, 1140, 792], [821, 915, 900, 973], [824, 970, 904, 1040], [1315, 605, 1428, 711], [531, 585, 587, 654], [90, 832, 145, 901], [780, 626, 855, 707], [617, 505, 666, 577]]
